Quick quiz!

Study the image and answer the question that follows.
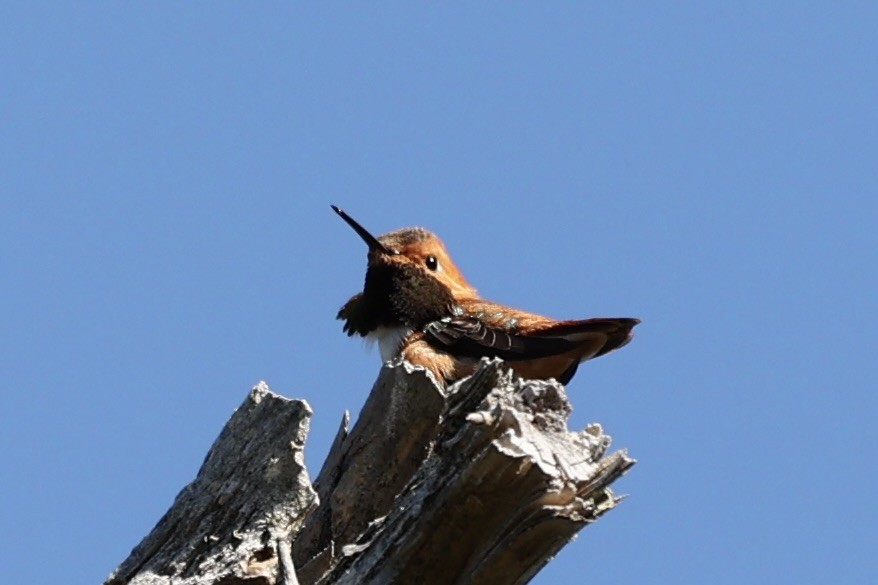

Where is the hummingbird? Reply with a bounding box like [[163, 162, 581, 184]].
[[332, 205, 639, 387]]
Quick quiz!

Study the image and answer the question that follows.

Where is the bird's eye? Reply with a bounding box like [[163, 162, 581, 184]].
[[425, 255, 439, 271]]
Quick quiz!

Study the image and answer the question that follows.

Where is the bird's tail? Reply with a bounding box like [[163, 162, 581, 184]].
[[540, 317, 640, 360]]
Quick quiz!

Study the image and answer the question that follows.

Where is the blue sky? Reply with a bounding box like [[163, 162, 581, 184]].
[[2, 4, 876, 584]]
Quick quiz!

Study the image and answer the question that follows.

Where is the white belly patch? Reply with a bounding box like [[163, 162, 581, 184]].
[[367, 326, 413, 362]]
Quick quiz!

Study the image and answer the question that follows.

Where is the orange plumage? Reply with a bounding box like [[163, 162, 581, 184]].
[[333, 205, 639, 386]]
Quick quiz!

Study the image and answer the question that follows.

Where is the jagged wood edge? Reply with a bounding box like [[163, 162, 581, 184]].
[[105, 383, 318, 585], [105, 360, 634, 585], [301, 359, 635, 585]]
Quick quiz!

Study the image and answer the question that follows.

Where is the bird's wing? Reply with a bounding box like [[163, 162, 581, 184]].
[[424, 317, 573, 360], [423, 316, 639, 362]]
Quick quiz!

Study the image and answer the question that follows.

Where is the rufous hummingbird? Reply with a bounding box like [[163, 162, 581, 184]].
[[332, 205, 639, 386]]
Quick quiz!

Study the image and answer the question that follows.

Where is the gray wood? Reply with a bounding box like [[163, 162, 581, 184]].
[[104, 383, 317, 585], [105, 359, 634, 585]]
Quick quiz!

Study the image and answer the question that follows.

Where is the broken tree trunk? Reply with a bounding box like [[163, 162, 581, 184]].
[[105, 359, 634, 585]]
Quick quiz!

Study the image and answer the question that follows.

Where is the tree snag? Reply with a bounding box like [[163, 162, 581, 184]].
[[106, 359, 634, 585]]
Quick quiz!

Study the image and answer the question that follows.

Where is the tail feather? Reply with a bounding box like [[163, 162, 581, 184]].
[[540, 317, 640, 360]]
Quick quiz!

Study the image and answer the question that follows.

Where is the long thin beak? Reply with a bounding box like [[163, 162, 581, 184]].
[[331, 205, 391, 254]]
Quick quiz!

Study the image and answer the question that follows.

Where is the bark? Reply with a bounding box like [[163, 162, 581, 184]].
[[106, 359, 634, 585]]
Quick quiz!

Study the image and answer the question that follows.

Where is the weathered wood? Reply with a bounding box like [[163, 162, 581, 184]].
[[106, 360, 634, 585], [311, 360, 633, 585], [292, 361, 446, 580], [105, 383, 317, 585]]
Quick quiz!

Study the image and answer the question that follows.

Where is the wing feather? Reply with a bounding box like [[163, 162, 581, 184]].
[[424, 316, 639, 362]]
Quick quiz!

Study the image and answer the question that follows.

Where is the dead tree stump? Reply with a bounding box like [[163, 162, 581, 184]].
[[105, 359, 634, 585]]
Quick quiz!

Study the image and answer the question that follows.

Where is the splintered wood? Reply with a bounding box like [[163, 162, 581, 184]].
[[106, 359, 634, 585]]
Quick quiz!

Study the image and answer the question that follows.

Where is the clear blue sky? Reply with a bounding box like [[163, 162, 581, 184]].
[[2, 4, 876, 584]]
